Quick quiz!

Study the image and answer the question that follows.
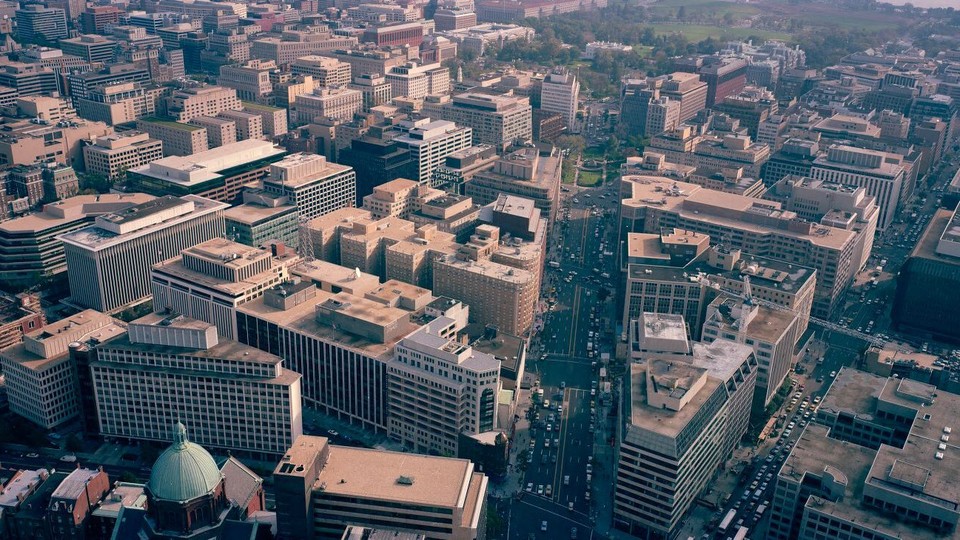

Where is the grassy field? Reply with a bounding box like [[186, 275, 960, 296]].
[[646, 23, 791, 42], [578, 170, 603, 186], [562, 159, 577, 184]]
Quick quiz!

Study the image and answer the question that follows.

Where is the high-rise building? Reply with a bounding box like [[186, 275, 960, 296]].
[[59, 195, 227, 313], [290, 56, 351, 87], [80, 5, 121, 34], [347, 73, 392, 112], [619, 174, 871, 318], [698, 56, 749, 107], [540, 68, 579, 130], [424, 92, 532, 149], [165, 84, 243, 123], [615, 313, 757, 539], [810, 144, 906, 231], [136, 118, 209, 157], [388, 316, 500, 456], [464, 147, 561, 225], [151, 238, 294, 340], [262, 153, 356, 220], [385, 61, 451, 100], [15, 5, 68, 45], [75, 82, 161, 126], [290, 87, 362, 126], [893, 205, 960, 343], [660, 72, 709, 123], [0, 310, 124, 428], [82, 132, 164, 180], [273, 435, 488, 540], [393, 119, 473, 185], [90, 312, 302, 458]]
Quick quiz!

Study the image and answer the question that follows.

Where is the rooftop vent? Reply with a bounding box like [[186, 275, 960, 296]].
[[396, 475, 415, 485]]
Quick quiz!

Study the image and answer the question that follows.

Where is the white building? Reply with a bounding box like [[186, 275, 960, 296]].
[[262, 153, 356, 220], [151, 238, 293, 340], [82, 131, 164, 181], [290, 55, 352, 87], [394, 118, 473, 185], [58, 195, 227, 313], [810, 144, 905, 231], [388, 315, 500, 456], [0, 310, 125, 429], [385, 62, 450, 100], [91, 311, 302, 458], [290, 87, 362, 126], [540, 68, 579, 130]]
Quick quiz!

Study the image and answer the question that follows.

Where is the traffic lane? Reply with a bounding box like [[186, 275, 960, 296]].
[[511, 495, 593, 540], [558, 389, 594, 513]]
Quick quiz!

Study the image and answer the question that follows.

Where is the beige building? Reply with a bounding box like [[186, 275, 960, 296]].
[[619, 174, 871, 318], [91, 312, 302, 459], [274, 435, 487, 540], [771, 369, 960, 540], [810, 144, 906, 230], [615, 313, 758, 539], [242, 102, 288, 137], [136, 118, 209, 157], [464, 147, 561, 225], [290, 87, 362, 126], [74, 82, 159, 126], [82, 131, 164, 180], [217, 109, 263, 141], [348, 73, 392, 112], [540, 68, 579, 129], [362, 178, 421, 219], [319, 46, 415, 78], [151, 238, 294, 340], [394, 118, 473, 185], [188, 116, 238, 148], [0, 114, 111, 170], [250, 33, 358, 66], [165, 84, 243, 123], [385, 62, 450, 100], [424, 92, 532, 149], [290, 56, 351, 87], [0, 310, 125, 428], [218, 59, 276, 103]]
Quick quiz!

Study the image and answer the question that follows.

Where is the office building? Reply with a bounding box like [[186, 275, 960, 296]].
[[810, 144, 906, 231], [90, 311, 302, 458], [217, 59, 276, 103], [82, 132, 164, 181], [770, 369, 960, 540], [151, 238, 294, 340], [225, 190, 299, 250], [127, 139, 287, 203], [75, 82, 160, 126], [290, 56, 351, 87], [761, 137, 821, 187], [893, 206, 960, 343], [16, 5, 67, 45], [242, 102, 288, 137], [394, 119, 473, 186], [0, 194, 154, 288], [388, 316, 500, 456], [251, 33, 358, 66], [0, 294, 45, 352], [274, 435, 487, 540], [262, 153, 356, 220], [385, 62, 451, 100], [464, 147, 561, 225], [697, 56, 749, 107], [701, 295, 801, 408], [216, 109, 263, 141], [290, 87, 362, 126], [59, 195, 227, 313], [434, 8, 478, 31], [165, 84, 243, 123], [614, 314, 757, 539], [189, 116, 238, 148], [81, 5, 121, 34], [619, 174, 869, 318], [348, 73, 392, 112], [424, 92, 532, 149], [433, 145, 499, 194], [0, 310, 124, 428], [59, 34, 118, 64], [319, 46, 413, 78], [136, 118, 209, 157], [660, 72, 709, 123], [337, 130, 418, 204], [540, 68, 579, 130]]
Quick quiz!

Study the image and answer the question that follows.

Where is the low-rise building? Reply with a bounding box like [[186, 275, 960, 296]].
[[136, 117, 208, 157], [225, 189, 299, 249], [82, 131, 163, 180]]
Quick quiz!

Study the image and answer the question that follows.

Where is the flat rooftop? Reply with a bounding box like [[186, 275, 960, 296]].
[[627, 362, 720, 438], [129, 140, 286, 186], [223, 202, 296, 226], [780, 423, 875, 499], [911, 208, 960, 266], [318, 445, 473, 508], [817, 367, 887, 422], [0, 193, 155, 233]]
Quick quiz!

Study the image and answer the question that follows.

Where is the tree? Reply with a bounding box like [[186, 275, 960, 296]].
[[555, 135, 586, 156], [677, 5, 687, 20]]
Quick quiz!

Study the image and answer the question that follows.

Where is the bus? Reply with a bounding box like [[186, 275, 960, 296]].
[[548, 261, 561, 268], [755, 504, 767, 521], [718, 509, 736, 535], [733, 526, 748, 540]]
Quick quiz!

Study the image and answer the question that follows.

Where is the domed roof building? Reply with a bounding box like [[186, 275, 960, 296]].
[[109, 422, 270, 540]]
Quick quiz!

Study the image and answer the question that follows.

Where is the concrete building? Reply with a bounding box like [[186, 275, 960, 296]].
[[0, 294, 45, 352], [136, 117, 209, 157], [433, 144, 499, 194], [242, 102, 288, 138], [90, 311, 302, 459], [423, 92, 532, 149], [151, 238, 294, 340], [82, 132, 163, 181], [348, 73, 392, 113], [701, 295, 801, 408], [262, 153, 356, 220], [290, 87, 362, 126], [0, 194, 154, 287], [810, 144, 906, 231], [217, 109, 263, 141], [81, 5, 121, 34], [465, 147, 561, 225], [75, 82, 160, 126], [660, 72, 709, 123], [188, 116, 238, 148], [893, 206, 960, 343], [59, 34, 117, 64], [127, 139, 287, 203], [290, 56, 351, 88], [273, 435, 487, 540], [388, 315, 501, 455], [16, 5, 68, 45], [217, 59, 276, 103], [224, 189, 299, 250], [770, 369, 960, 540], [434, 8, 478, 31], [540, 68, 579, 130], [761, 136, 821, 187], [165, 84, 243, 123], [362, 178, 421, 220], [59, 195, 227, 313], [394, 119, 473, 186], [251, 33, 358, 66], [698, 56, 749, 107], [614, 314, 758, 539], [385, 62, 451, 100], [318, 46, 414, 78], [0, 310, 124, 428]]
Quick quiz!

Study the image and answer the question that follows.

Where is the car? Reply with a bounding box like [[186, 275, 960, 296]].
[[545, 439, 551, 448], [25, 453, 39, 458], [569, 502, 575, 512], [541, 521, 548, 531], [327, 430, 339, 437], [554, 438, 560, 447], [586, 463, 593, 474], [584, 491, 590, 501], [814, 396, 822, 404], [526, 483, 533, 492], [788, 422, 796, 429], [552, 454, 557, 464], [816, 376, 824, 383], [545, 485, 553, 496], [59, 455, 77, 463], [830, 371, 837, 378], [537, 485, 544, 495], [558, 405, 564, 415]]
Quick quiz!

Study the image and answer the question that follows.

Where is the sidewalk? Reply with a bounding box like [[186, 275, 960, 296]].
[[489, 388, 535, 499]]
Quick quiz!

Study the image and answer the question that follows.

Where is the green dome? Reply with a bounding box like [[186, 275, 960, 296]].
[[147, 423, 222, 502]]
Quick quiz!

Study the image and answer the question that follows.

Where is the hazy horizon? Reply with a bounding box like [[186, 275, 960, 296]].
[[881, 0, 956, 7]]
